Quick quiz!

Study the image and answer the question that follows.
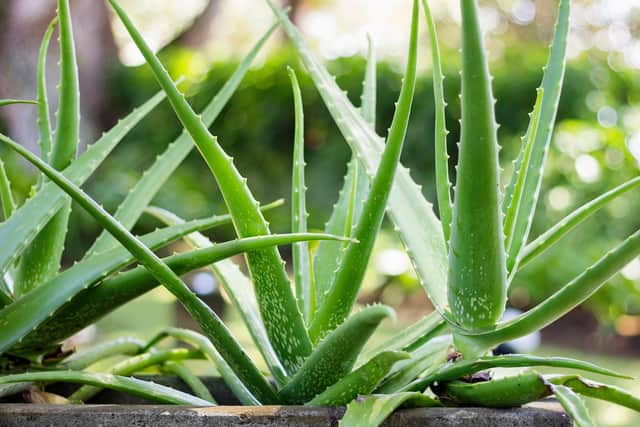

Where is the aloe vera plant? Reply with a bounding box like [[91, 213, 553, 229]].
[[0, 0, 423, 415], [266, 0, 640, 424], [1, 0, 638, 426]]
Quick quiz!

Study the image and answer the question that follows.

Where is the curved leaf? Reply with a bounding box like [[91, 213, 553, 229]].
[[339, 392, 441, 427], [63, 337, 145, 370], [551, 384, 595, 427], [518, 176, 640, 270], [0, 371, 211, 405], [69, 348, 205, 402]]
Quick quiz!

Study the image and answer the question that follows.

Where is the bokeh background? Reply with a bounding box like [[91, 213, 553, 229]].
[[1, 0, 639, 424]]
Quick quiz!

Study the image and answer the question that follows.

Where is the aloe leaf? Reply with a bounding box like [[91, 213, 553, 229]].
[[37, 17, 58, 164], [438, 371, 552, 408], [63, 337, 146, 370], [448, 0, 507, 331], [413, 354, 628, 392], [51, 0, 80, 170], [85, 22, 278, 258], [361, 34, 377, 127], [0, 87, 167, 280], [0, 159, 16, 220], [16, 0, 81, 297], [108, 0, 311, 375], [454, 227, 640, 355], [339, 392, 441, 427], [307, 351, 410, 406], [378, 335, 451, 394], [311, 35, 375, 310], [145, 205, 288, 387], [313, 159, 369, 313], [518, 176, 640, 271], [0, 134, 279, 404], [362, 312, 445, 360], [4, 213, 255, 354], [504, 89, 544, 268], [309, 0, 419, 342], [70, 348, 205, 402], [15, 232, 344, 354], [0, 100, 38, 107], [0, 371, 211, 405], [551, 384, 595, 427], [422, 0, 452, 243], [145, 328, 259, 405], [162, 361, 216, 404], [279, 305, 394, 404], [549, 375, 640, 412], [266, 0, 449, 318], [504, 0, 571, 272], [288, 67, 314, 323]]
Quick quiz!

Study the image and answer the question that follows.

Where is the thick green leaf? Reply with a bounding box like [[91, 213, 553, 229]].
[[454, 228, 640, 355], [504, 0, 571, 273], [0, 86, 167, 277], [15, 231, 343, 354], [0, 371, 211, 405], [145, 205, 288, 387], [144, 328, 258, 405], [549, 375, 640, 412], [411, 354, 629, 393], [309, 0, 419, 342], [518, 176, 640, 271], [266, 0, 449, 318], [339, 392, 441, 427], [37, 18, 57, 164], [279, 305, 394, 404], [0, 133, 279, 404], [308, 351, 410, 406], [422, 0, 452, 243], [70, 348, 205, 402], [85, 21, 278, 258], [551, 384, 595, 427], [108, 0, 311, 375], [63, 337, 145, 370], [448, 0, 507, 331], [288, 67, 314, 323], [438, 371, 552, 408]]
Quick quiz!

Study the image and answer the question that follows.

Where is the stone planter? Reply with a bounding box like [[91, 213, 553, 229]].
[[0, 376, 570, 426]]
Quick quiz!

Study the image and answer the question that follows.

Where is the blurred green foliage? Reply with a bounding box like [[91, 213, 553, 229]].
[[2, 43, 639, 328]]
